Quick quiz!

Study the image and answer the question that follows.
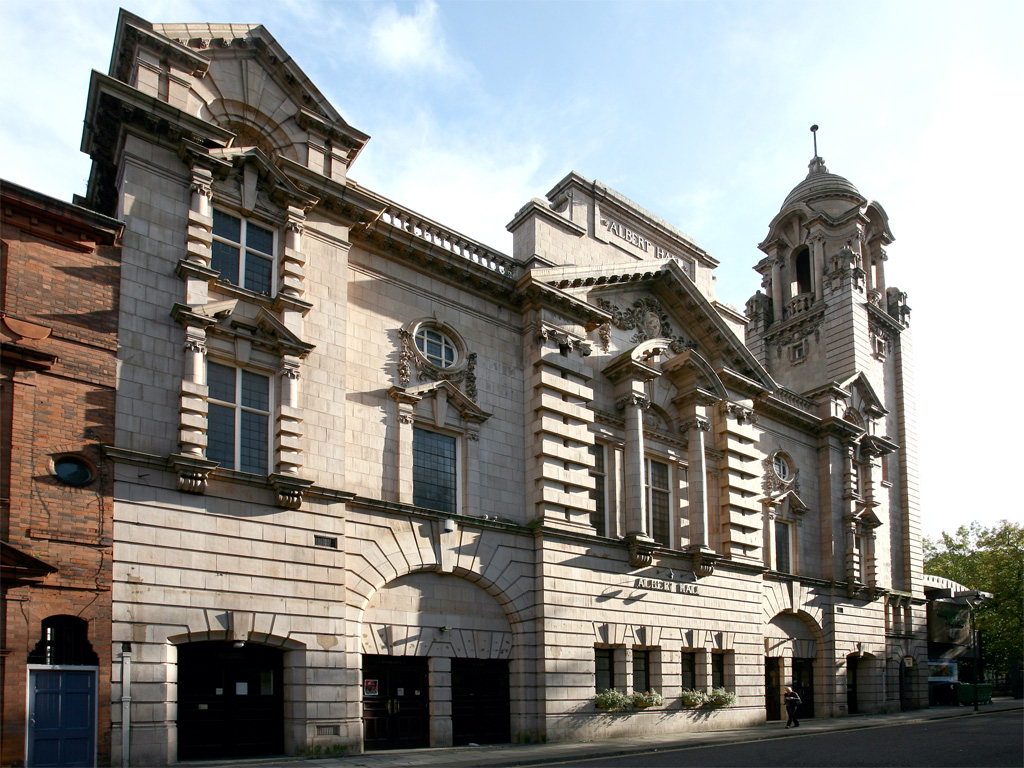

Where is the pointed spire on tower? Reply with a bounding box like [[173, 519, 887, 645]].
[[808, 124, 828, 175]]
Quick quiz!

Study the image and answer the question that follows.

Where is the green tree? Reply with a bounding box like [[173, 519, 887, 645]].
[[924, 520, 1024, 681]]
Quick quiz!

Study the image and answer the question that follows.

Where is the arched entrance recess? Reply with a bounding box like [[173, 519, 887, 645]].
[[361, 571, 514, 749], [846, 651, 883, 715], [176, 641, 285, 760], [765, 612, 821, 720]]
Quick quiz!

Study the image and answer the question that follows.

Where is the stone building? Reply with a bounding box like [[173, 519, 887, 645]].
[[1, 181, 122, 767], [25, 9, 930, 765]]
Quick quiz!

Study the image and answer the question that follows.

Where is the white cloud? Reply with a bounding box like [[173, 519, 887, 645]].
[[367, 1, 465, 77]]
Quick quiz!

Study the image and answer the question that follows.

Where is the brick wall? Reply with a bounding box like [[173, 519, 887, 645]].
[[1, 182, 121, 767]]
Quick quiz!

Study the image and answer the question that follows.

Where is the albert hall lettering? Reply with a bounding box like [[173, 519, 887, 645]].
[[601, 217, 676, 260], [634, 577, 699, 595]]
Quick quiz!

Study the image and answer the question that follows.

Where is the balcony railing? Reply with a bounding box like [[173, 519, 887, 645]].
[[369, 203, 517, 278], [785, 292, 814, 319]]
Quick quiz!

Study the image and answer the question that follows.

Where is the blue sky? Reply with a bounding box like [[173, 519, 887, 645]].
[[3, 0, 1022, 539]]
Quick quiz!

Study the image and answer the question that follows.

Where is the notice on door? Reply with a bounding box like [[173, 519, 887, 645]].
[[364, 679, 379, 696]]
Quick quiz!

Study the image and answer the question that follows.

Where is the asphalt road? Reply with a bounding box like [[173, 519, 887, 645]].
[[534, 709, 1024, 767]]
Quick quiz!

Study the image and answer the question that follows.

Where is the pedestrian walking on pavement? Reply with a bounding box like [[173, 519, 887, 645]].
[[784, 686, 801, 728]]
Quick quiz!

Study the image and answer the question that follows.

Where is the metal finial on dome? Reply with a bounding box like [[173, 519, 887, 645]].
[[807, 125, 827, 176]]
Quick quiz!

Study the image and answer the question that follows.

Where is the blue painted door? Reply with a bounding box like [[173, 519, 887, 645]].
[[27, 668, 96, 767]]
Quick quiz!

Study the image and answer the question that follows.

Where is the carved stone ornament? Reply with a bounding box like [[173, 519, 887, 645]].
[[679, 416, 711, 433], [398, 325, 478, 400], [616, 394, 651, 411], [762, 452, 798, 497], [537, 326, 592, 357], [626, 534, 656, 568], [597, 297, 695, 348], [271, 474, 314, 510], [169, 454, 218, 494], [720, 401, 758, 425], [688, 548, 716, 579], [642, 408, 667, 432]]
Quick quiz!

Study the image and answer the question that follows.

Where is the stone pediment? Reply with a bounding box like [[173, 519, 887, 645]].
[[770, 488, 810, 514], [390, 380, 491, 426], [840, 372, 887, 421], [111, 10, 368, 172], [205, 146, 320, 213], [535, 260, 773, 391], [254, 308, 315, 358]]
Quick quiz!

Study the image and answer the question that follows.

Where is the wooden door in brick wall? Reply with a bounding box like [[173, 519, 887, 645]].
[[26, 667, 97, 768]]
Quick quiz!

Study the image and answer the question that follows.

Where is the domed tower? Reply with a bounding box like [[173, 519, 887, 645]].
[[746, 130, 922, 605], [746, 136, 907, 394]]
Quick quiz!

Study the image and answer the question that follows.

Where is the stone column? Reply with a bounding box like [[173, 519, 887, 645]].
[[683, 415, 712, 550], [390, 390, 419, 505], [618, 392, 650, 539], [770, 255, 784, 321], [812, 235, 825, 302], [179, 328, 208, 458], [465, 425, 481, 516], [428, 656, 452, 747]]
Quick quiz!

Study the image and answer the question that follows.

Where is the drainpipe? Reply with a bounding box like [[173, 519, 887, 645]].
[[121, 643, 132, 767]]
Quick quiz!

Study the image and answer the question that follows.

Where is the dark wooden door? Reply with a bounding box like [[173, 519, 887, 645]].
[[764, 657, 782, 721], [452, 658, 510, 745], [177, 641, 284, 760], [362, 655, 429, 750], [792, 657, 815, 718], [27, 668, 96, 767], [846, 654, 859, 714]]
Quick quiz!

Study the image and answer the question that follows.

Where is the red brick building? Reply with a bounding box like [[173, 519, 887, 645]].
[[2, 181, 122, 767]]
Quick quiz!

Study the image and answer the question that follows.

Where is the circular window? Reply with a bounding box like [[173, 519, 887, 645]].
[[415, 327, 458, 369], [772, 453, 791, 481], [53, 455, 94, 486]]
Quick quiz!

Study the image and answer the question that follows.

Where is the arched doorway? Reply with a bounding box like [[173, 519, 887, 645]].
[[176, 641, 284, 760], [846, 652, 881, 715], [361, 571, 513, 749], [765, 612, 819, 720]]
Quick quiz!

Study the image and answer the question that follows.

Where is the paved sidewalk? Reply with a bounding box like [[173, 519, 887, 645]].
[[184, 699, 1023, 768]]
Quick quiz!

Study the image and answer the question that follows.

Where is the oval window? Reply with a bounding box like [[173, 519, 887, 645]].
[[772, 454, 791, 481], [414, 327, 458, 369], [53, 456, 94, 486]]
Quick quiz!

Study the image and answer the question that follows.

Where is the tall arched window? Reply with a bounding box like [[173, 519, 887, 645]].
[[794, 247, 812, 296]]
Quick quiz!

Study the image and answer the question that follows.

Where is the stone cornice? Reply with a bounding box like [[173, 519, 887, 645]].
[[755, 392, 820, 432], [513, 277, 611, 328], [505, 198, 587, 237], [81, 71, 234, 215], [546, 172, 718, 269], [2, 180, 123, 245], [866, 300, 906, 336], [111, 12, 211, 84]]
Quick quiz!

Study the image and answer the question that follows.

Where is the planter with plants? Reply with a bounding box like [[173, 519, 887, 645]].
[[593, 688, 631, 712], [679, 688, 709, 707], [630, 690, 665, 709], [707, 687, 738, 707]]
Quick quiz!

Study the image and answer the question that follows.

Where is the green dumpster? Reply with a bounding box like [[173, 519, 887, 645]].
[[956, 683, 993, 705]]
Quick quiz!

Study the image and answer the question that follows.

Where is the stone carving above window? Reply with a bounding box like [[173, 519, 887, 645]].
[[398, 318, 477, 400], [763, 450, 799, 497], [595, 297, 697, 351]]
